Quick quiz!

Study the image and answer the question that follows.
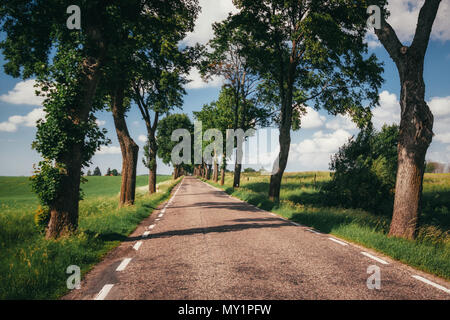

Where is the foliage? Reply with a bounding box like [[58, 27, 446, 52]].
[[93, 167, 102, 177], [156, 113, 194, 166], [322, 124, 399, 214], [33, 205, 51, 234]]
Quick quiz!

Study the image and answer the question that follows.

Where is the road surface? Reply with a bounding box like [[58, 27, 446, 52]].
[[64, 176, 450, 300]]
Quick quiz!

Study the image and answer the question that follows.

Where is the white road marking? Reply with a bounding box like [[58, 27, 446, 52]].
[[328, 237, 348, 246], [291, 222, 301, 226], [158, 213, 163, 218], [361, 251, 389, 265], [142, 231, 151, 238], [412, 275, 450, 294], [133, 241, 142, 251], [148, 224, 155, 229], [116, 258, 132, 272], [155, 218, 160, 221], [94, 284, 114, 300], [306, 229, 320, 234], [161, 208, 166, 214]]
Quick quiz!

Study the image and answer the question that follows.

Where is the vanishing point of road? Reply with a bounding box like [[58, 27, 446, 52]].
[[64, 176, 450, 300]]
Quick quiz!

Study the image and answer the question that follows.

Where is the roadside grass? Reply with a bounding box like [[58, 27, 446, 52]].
[[204, 172, 450, 280], [0, 175, 177, 299]]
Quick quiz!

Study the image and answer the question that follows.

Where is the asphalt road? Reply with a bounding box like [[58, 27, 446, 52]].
[[64, 176, 450, 300]]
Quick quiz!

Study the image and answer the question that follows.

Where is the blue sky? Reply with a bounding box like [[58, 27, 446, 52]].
[[0, 0, 449, 176]]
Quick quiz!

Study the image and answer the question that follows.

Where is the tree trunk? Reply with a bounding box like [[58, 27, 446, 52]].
[[268, 60, 295, 201], [233, 163, 242, 188], [389, 56, 433, 239], [220, 154, 226, 185], [268, 126, 291, 201], [46, 52, 104, 238], [111, 83, 139, 207], [148, 131, 157, 194], [213, 160, 219, 182]]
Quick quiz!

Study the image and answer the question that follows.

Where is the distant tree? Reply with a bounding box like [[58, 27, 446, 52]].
[[106, 168, 111, 176], [93, 167, 102, 177], [200, 17, 271, 188], [231, 0, 383, 201], [156, 114, 194, 179], [243, 168, 256, 173], [323, 124, 399, 214], [86, 170, 92, 177], [425, 161, 445, 173], [111, 169, 119, 176]]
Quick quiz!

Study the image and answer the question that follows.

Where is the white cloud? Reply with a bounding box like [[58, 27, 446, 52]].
[[372, 90, 400, 130], [97, 146, 121, 155], [429, 96, 450, 117], [0, 80, 45, 106], [96, 119, 106, 126], [325, 114, 357, 131], [435, 132, 450, 144], [0, 108, 45, 132], [138, 135, 147, 143], [182, 0, 238, 46], [185, 68, 223, 89], [366, 1, 450, 47], [288, 129, 353, 170], [301, 107, 326, 129]]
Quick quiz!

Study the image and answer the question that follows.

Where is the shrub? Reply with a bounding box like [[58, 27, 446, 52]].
[[322, 124, 399, 214]]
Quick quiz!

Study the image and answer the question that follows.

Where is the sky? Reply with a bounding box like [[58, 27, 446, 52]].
[[0, 0, 449, 176]]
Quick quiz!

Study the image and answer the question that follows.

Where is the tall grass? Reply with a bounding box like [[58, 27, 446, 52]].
[[205, 172, 450, 280], [0, 175, 177, 299]]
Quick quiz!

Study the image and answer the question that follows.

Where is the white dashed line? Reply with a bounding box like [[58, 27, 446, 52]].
[[148, 224, 155, 229], [155, 218, 160, 221], [133, 241, 142, 251], [94, 284, 114, 300], [306, 229, 321, 234], [291, 222, 301, 226], [412, 275, 450, 294], [116, 258, 132, 271], [328, 237, 348, 246], [361, 251, 389, 265], [158, 213, 163, 218], [142, 231, 151, 238]]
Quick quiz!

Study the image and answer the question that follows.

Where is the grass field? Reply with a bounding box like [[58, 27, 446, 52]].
[[0, 174, 176, 299], [205, 172, 450, 280]]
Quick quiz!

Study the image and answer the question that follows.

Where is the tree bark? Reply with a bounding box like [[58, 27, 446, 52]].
[[111, 83, 139, 207], [220, 154, 226, 185], [389, 59, 433, 239], [148, 130, 157, 194], [374, 0, 440, 239], [46, 50, 104, 238], [268, 57, 295, 201], [213, 159, 219, 182]]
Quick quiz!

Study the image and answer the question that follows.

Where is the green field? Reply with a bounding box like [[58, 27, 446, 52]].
[[205, 172, 450, 280], [0, 174, 176, 299]]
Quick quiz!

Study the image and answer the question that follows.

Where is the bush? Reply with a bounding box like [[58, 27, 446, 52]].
[[322, 124, 399, 214]]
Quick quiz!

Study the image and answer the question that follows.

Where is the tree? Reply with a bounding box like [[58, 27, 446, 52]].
[[1, 1, 140, 238], [323, 124, 399, 213], [231, 0, 384, 201], [133, 9, 198, 193], [86, 170, 92, 177], [373, 0, 442, 239], [156, 113, 194, 179], [200, 17, 270, 188], [93, 167, 102, 176], [106, 168, 111, 176], [102, 0, 199, 206], [111, 169, 120, 176], [194, 88, 235, 184]]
